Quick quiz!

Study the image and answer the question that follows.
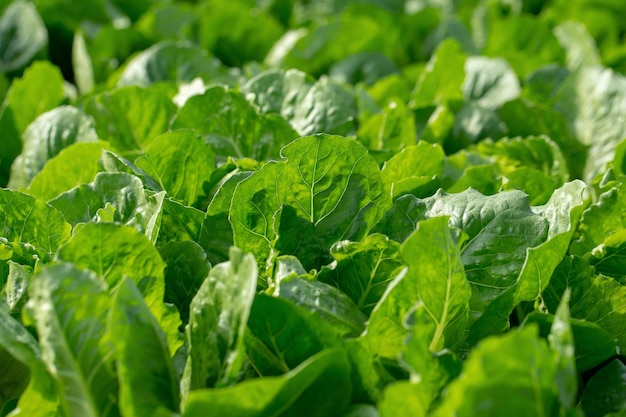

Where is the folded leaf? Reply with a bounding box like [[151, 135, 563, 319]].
[[109, 278, 179, 417], [184, 348, 351, 417]]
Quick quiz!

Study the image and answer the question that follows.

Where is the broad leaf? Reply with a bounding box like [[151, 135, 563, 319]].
[[171, 85, 298, 162], [230, 134, 390, 274]]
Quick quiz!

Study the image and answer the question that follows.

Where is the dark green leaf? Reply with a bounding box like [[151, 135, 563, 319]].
[[581, 359, 626, 417]]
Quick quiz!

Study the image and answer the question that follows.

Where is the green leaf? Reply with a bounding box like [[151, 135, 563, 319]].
[[483, 14, 565, 78], [49, 172, 164, 241], [0, 62, 65, 184], [171, 85, 298, 162], [0, 188, 71, 261], [26, 263, 119, 417], [1, 261, 31, 316], [198, 0, 283, 67], [329, 52, 398, 86], [8, 106, 99, 188], [56, 223, 181, 353], [547, 288, 577, 410], [0, 1, 47, 74], [317, 233, 405, 316], [402, 216, 471, 351], [27, 142, 106, 201], [83, 86, 177, 154], [184, 348, 351, 417], [523, 312, 617, 373], [553, 21, 601, 71], [469, 180, 586, 341], [230, 134, 390, 274], [381, 142, 445, 199], [135, 130, 214, 206], [246, 295, 342, 376], [581, 359, 626, 417], [553, 66, 626, 181], [182, 248, 256, 395], [160, 240, 210, 325], [117, 40, 224, 88], [109, 277, 179, 417], [241, 69, 360, 137], [461, 56, 520, 109], [357, 99, 416, 165], [543, 255, 626, 352], [275, 277, 367, 337], [433, 326, 561, 416], [411, 38, 466, 108], [0, 309, 59, 417], [571, 178, 626, 256]]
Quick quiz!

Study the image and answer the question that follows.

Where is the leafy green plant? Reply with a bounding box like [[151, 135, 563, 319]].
[[1, 0, 626, 416]]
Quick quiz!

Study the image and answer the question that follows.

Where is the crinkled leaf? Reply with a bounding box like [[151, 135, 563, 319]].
[[49, 172, 164, 241], [1, 261, 31, 316], [9, 106, 99, 188], [109, 278, 179, 417], [26, 263, 119, 417], [553, 67, 626, 181], [553, 21, 601, 71], [182, 248, 256, 395], [0, 188, 71, 262], [241, 69, 359, 137]]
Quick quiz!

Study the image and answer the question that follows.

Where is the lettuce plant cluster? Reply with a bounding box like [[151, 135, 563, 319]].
[[1, 0, 625, 416]]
